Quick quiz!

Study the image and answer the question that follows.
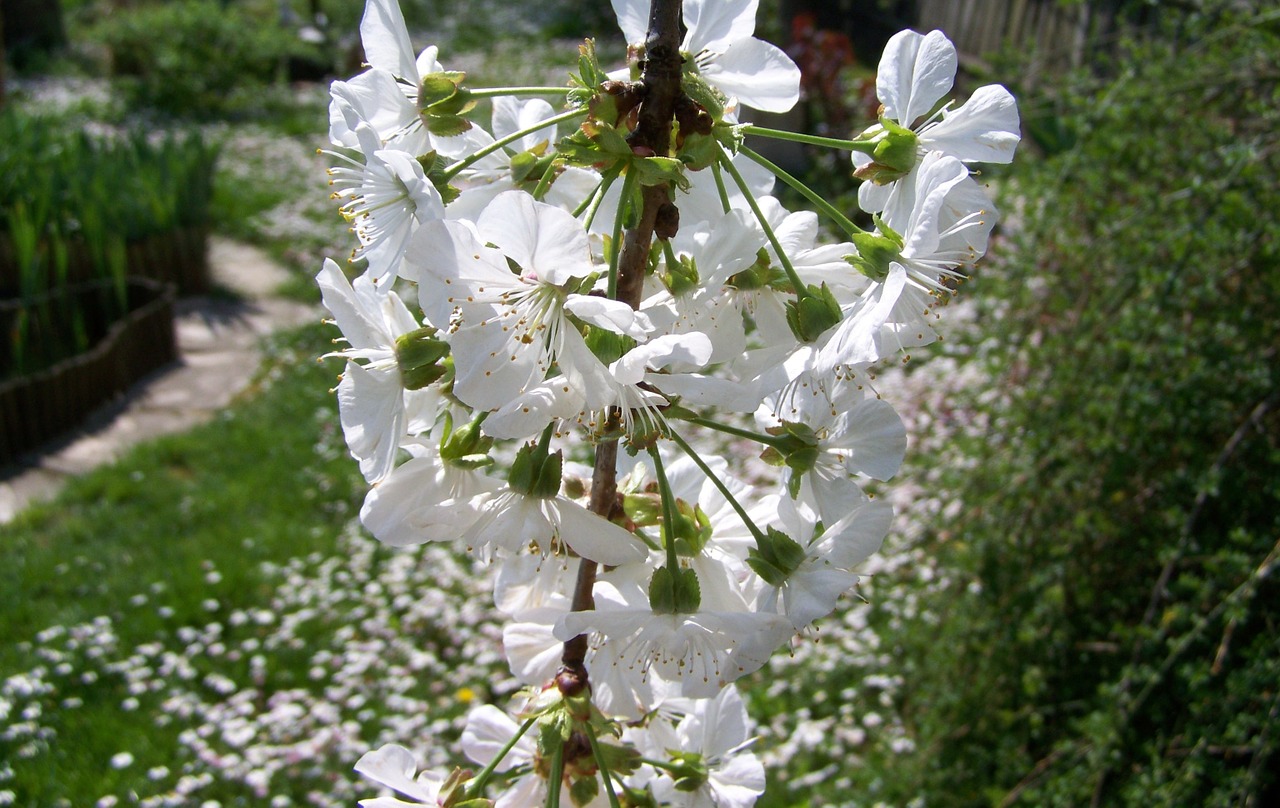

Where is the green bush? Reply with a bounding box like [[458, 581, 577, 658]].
[[890, 6, 1280, 805], [89, 0, 316, 117]]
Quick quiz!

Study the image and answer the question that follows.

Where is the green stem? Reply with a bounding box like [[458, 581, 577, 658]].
[[585, 722, 624, 808], [546, 739, 565, 808], [739, 144, 867, 238], [466, 715, 538, 799], [443, 107, 586, 181], [639, 756, 680, 772], [668, 428, 770, 545], [715, 143, 809, 299], [710, 159, 732, 213], [467, 86, 571, 98], [741, 124, 876, 154], [579, 170, 618, 230], [530, 158, 560, 201], [649, 445, 682, 573], [683, 414, 783, 448], [607, 168, 639, 299]]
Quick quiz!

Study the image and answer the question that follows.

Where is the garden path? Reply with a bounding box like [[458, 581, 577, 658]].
[[0, 239, 319, 524]]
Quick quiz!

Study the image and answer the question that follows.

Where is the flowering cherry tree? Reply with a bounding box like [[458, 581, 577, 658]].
[[318, 0, 1018, 804]]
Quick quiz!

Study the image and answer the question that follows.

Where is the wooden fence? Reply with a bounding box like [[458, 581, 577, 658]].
[[916, 0, 1127, 81]]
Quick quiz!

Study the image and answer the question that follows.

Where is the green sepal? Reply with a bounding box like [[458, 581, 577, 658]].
[[660, 254, 700, 297], [714, 121, 746, 153], [583, 326, 636, 365], [677, 131, 718, 171], [672, 501, 713, 557], [784, 282, 843, 343], [394, 327, 451, 390], [668, 750, 710, 793], [438, 767, 492, 808], [747, 526, 807, 586], [728, 248, 788, 292], [417, 150, 462, 205], [851, 116, 919, 185], [508, 443, 563, 499], [624, 489, 665, 527], [620, 785, 659, 807], [595, 740, 642, 776], [570, 775, 599, 807], [847, 218, 905, 282], [440, 418, 494, 469], [648, 565, 701, 614], [681, 71, 727, 123], [634, 156, 690, 191], [509, 144, 551, 184], [418, 71, 476, 137]]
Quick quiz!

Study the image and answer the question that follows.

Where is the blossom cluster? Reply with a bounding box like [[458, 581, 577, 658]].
[[318, 0, 1017, 804]]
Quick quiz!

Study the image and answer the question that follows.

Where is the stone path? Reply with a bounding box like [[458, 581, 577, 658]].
[[0, 238, 320, 524]]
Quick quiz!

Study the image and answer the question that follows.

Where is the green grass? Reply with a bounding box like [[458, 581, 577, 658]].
[[0, 325, 364, 803]]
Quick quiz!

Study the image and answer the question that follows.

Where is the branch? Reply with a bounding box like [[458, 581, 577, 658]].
[[559, 0, 686, 689]]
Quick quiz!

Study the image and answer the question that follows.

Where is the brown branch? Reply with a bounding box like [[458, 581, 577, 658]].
[[558, 0, 686, 694]]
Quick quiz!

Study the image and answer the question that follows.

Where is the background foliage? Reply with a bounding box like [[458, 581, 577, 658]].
[[886, 6, 1280, 805]]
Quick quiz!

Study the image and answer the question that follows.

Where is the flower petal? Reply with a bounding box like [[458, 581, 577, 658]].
[[878, 29, 956, 127], [701, 38, 801, 113]]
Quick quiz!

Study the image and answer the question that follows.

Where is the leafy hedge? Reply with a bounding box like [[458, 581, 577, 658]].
[[893, 6, 1280, 805]]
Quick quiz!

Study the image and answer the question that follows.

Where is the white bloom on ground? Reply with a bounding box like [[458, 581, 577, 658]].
[[354, 744, 446, 807], [612, 0, 801, 113], [855, 28, 1019, 212]]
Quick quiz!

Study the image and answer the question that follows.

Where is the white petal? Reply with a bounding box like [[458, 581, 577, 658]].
[[360, 0, 417, 79], [921, 84, 1021, 164], [684, 0, 759, 53], [337, 363, 403, 484], [354, 744, 441, 802], [548, 498, 647, 565], [610, 0, 649, 45], [701, 38, 801, 114], [564, 294, 653, 339], [478, 191, 595, 284], [878, 29, 956, 127], [834, 398, 907, 481]]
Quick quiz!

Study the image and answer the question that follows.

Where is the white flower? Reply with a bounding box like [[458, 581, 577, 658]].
[[406, 193, 640, 414], [855, 29, 1019, 212], [326, 96, 444, 283], [317, 259, 438, 483], [556, 575, 792, 699], [632, 685, 765, 808], [612, 0, 801, 113]]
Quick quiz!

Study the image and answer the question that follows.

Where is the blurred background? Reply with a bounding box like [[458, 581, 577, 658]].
[[0, 0, 1277, 805]]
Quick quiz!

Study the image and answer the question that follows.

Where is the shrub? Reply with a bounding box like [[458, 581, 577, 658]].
[[891, 6, 1280, 805], [89, 0, 318, 117]]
